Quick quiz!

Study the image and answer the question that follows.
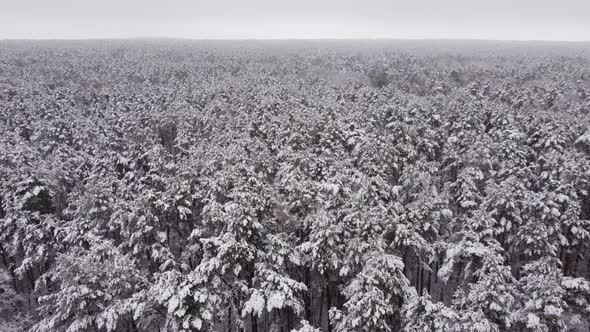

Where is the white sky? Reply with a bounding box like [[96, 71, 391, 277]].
[[0, 0, 589, 40]]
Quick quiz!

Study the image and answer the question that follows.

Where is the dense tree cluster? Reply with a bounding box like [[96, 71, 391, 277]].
[[1, 40, 590, 331]]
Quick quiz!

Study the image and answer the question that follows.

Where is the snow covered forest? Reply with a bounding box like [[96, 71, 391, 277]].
[[2, 40, 590, 332]]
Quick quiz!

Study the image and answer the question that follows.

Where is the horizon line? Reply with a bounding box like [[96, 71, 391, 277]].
[[2, 37, 590, 43]]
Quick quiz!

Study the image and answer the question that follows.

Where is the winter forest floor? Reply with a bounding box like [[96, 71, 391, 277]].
[[1, 40, 590, 331]]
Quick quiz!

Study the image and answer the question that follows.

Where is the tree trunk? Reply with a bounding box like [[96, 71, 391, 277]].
[[427, 266, 431, 294], [416, 264, 423, 295], [318, 288, 324, 327], [420, 265, 425, 295], [402, 250, 408, 277], [434, 260, 439, 284], [228, 305, 232, 332], [251, 313, 258, 332], [304, 268, 311, 322], [439, 284, 446, 303], [264, 311, 268, 332], [560, 247, 567, 274], [326, 283, 332, 332]]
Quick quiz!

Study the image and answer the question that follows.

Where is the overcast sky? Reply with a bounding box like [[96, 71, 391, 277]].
[[0, 0, 589, 40]]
